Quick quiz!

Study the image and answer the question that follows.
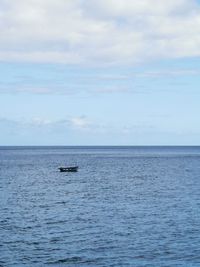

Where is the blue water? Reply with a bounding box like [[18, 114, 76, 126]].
[[1, 146, 200, 267]]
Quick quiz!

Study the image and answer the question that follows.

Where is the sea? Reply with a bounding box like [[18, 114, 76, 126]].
[[0, 146, 200, 267]]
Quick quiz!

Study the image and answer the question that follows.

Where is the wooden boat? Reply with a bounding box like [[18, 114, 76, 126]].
[[59, 166, 78, 172]]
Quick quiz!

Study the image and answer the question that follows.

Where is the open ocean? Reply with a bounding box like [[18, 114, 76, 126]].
[[1, 146, 200, 267]]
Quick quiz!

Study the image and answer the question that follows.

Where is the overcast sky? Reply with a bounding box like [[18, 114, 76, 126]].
[[0, 0, 200, 145]]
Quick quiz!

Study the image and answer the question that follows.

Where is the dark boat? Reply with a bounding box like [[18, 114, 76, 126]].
[[59, 166, 78, 172]]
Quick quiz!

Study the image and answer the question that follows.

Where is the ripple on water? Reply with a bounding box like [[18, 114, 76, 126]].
[[1, 147, 200, 267]]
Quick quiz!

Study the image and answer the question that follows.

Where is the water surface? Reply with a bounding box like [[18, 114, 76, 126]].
[[1, 146, 200, 267]]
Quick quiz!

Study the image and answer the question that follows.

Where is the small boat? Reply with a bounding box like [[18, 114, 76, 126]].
[[59, 166, 78, 172]]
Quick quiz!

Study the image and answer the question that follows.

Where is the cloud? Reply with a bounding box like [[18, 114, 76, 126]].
[[69, 116, 91, 129], [134, 69, 200, 78], [0, 116, 153, 135], [0, 116, 94, 132], [85, 0, 195, 17], [1, 115, 200, 145], [0, 0, 200, 65], [93, 85, 130, 94]]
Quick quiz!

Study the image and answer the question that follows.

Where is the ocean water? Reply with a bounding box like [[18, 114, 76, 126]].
[[1, 146, 200, 267]]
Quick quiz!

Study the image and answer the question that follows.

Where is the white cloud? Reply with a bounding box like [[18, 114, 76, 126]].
[[0, 0, 200, 65], [88, 0, 194, 15], [0, 116, 159, 138], [135, 69, 200, 77], [29, 117, 53, 126], [10, 116, 94, 130], [1, 115, 200, 145], [69, 116, 92, 129]]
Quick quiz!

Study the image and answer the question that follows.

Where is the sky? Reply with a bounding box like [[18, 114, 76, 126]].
[[0, 0, 200, 145]]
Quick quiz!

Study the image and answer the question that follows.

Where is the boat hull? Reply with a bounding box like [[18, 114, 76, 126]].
[[59, 166, 78, 172]]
